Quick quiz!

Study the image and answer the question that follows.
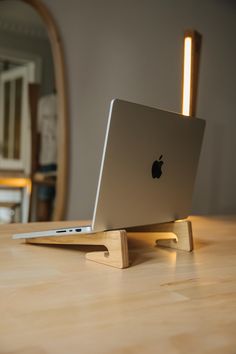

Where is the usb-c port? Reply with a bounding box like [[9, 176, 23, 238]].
[[75, 228, 82, 232]]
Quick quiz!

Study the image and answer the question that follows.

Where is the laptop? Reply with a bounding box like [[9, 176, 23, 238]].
[[13, 99, 205, 240]]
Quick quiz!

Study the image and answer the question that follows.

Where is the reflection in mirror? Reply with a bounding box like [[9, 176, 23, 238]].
[[0, 0, 67, 224]]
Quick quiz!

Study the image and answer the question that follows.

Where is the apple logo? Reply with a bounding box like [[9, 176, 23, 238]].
[[152, 155, 164, 179]]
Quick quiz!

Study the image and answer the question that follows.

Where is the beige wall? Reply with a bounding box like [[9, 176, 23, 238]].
[[43, 0, 236, 219]]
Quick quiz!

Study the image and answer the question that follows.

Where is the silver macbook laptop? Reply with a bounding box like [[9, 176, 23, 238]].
[[13, 99, 205, 239]]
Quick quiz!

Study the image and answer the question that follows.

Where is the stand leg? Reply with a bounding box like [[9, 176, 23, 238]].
[[127, 219, 193, 251], [26, 230, 129, 269]]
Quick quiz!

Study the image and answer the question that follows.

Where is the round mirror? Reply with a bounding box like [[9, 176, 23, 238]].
[[0, 0, 68, 223]]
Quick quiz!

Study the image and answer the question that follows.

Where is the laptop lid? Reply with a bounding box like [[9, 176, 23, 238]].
[[92, 99, 205, 232]]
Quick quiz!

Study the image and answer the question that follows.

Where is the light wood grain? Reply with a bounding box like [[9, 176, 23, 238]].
[[26, 229, 129, 269], [22, 0, 69, 221], [23, 220, 191, 268], [0, 216, 236, 354], [182, 30, 202, 117], [127, 219, 193, 251]]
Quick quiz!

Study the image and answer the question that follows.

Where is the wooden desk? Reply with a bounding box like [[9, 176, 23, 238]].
[[0, 216, 236, 354]]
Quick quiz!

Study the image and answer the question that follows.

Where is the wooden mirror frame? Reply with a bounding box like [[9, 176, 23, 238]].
[[1, 0, 68, 220]]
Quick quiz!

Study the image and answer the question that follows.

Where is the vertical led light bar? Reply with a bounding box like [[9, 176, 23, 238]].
[[182, 37, 192, 116], [182, 30, 202, 117]]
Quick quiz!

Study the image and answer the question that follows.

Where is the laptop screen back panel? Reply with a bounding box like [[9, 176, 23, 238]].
[[92, 99, 205, 232]]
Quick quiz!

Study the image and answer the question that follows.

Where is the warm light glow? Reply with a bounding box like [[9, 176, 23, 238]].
[[182, 36, 192, 116], [0, 178, 32, 194]]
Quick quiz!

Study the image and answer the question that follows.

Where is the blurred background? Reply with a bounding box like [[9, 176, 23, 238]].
[[0, 0, 236, 224]]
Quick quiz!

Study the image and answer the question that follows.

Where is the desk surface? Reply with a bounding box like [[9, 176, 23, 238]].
[[0, 216, 236, 354]]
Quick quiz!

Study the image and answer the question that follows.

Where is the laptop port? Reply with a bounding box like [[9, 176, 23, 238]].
[[75, 228, 82, 232]]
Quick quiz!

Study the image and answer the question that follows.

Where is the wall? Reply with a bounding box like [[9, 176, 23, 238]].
[[43, 0, 236, 219]]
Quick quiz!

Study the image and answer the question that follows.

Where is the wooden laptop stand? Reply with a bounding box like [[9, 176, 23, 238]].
[[26, 219, 193, 269]]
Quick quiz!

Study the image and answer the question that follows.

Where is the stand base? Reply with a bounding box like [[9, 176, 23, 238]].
[[26, 230, 129, 269], [26, 219, 193, 268], [127, 219, 193, 252]]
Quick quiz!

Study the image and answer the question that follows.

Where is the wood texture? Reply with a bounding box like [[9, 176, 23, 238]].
[[22, 0, 69, 221], [26, 230, 129, 269], [20, 220, 192, 268], [182, 30, 202, 117], [0, 216, 236, 353], [127, 219, 193, 251]]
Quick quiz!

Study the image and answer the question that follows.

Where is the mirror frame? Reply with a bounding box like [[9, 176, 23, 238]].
[[1, 0, 69, 220]]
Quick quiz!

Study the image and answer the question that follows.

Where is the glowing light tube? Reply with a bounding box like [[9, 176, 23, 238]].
[[182, 36, 192, 116]]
